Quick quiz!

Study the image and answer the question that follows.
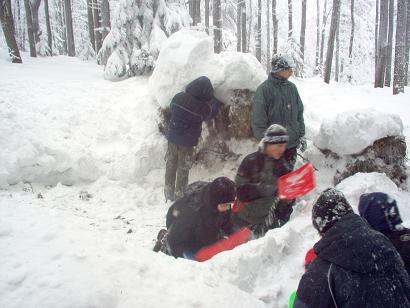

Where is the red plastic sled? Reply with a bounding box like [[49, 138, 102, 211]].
[[278, 162, 316, 199], [195, 227, 252, 262]]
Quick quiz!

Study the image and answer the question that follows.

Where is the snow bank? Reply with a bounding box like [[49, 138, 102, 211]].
[[314, 109, 403, 155], [149, 29, 266, 108]]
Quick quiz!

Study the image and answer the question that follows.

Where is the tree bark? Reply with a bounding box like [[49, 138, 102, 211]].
[[315, 0, 320, 69], [24, 0, 36, 57], [319, 0, 328, 68], [247, 0, 252, 52], [205, 0, 209, 33], [324, 0, 341, 84], [375, 0, 388, 88], [64, 0, 75, 56], [300, 0, 307, 62], [393, 0, 408, 94], [44, 0, 52, 54], [0, 0, 22, 62], [288, 0, 293, 38], [348, 0, 354, 58], [213, 0, 222, 53], [272, 0, 278, 54], [385, 0, 394, 87], [256, 0, 261, 61], [101, 0, 110, 42], [335, 17, 340, 81], [266, 0, 270, 72], [87, 0, 95, 51], [404, 0, 410, 85], [195, 0, 201, 25], [30, 0, 41, 44], [375, 0, 379, 75], [93, 0, 102, 53], [241, 1, 246, 52], [237, 0, 241, 51]]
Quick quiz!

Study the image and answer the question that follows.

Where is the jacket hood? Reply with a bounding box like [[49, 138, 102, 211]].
[[314, 213, 400, 274], [185, 76, 214, 101]]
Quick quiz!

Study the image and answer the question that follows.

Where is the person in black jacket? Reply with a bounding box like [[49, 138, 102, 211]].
[[164, 76, 221, 202], [294, 188, 410, 308], [154, 177, 235, 259], [358, 192, 410, 276]]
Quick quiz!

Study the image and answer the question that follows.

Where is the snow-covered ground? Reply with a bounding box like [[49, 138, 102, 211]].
[[1, 51, 409, 308]]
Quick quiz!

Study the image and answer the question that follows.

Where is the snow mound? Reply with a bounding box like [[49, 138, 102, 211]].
[[149, 29, 266, 108], [314, 109, 403, 155], [335, 172, 399, 211]]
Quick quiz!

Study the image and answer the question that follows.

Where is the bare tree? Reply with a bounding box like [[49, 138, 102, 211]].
[[335, 16, 340, 81], [93, 0, 102, 53], [241, 1, 246, 52], [315, 0, 320, 69], [256, 0, 261, 61], [44, 0, 52, 54], [205, 0, 209, 33], [24, 0, 36, 56], [30, 0, 41, 43], [375, 0, 388, 88], [247, 0, 252, 52], [375, 0, 379, 74], [324, 0, 341, 84], [237, 0, 241, 51], [288, 0, 293, 38], [385, 0, 394, 87], [87, 0, 95, 51], [101, 0, 110, 42], [64, 0, 75, 56], [393, 0, 408, 94], [0, 0, 22, 63], [348, 0, 354, 59], [195, 0, 201, 25], [266, 0, 270, 72], [213, 0, 222, 53], [319, 0, 328, 68], [405, 0, 410, 86], [300, 0, 307, 62], [272, 0, 278, 54]]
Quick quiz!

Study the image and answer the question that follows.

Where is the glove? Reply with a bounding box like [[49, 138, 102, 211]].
[[298, 137, 307, 152]]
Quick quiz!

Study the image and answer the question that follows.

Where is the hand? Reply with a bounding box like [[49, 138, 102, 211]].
[[298, 137, 307, 152]]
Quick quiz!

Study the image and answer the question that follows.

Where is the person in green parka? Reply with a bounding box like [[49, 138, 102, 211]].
[[252, 54, 306, 169]]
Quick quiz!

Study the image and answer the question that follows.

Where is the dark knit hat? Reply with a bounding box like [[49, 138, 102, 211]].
[[358, 192, 402, 235], [262, 124, 289, 144], [271, 54, 294, 73], [210, 177, 236, 205], [312, 188, 354, 234]]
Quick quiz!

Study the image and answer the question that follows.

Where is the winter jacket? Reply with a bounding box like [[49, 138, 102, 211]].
[[234, 150, 292, 224], [294, 213, 410, 308], [166, 181, 233, 258], [167, 76, 221, 147], [252, 74, 305, 148], [386, 228, 410, 276]]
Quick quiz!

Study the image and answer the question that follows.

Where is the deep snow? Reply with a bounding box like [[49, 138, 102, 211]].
[[1, 50, 409, 308]]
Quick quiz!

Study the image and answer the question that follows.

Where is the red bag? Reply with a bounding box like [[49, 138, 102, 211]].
[[195, 227, 252, 262], [278, 162, 315, 199]]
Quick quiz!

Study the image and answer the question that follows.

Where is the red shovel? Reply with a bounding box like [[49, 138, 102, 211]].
[[278, 162, 316, 199]]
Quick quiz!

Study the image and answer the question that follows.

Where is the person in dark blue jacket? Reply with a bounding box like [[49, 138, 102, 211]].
[[358, 192, 410, 276], [294, 188, 410, 308], [164, 76, 221, 202]]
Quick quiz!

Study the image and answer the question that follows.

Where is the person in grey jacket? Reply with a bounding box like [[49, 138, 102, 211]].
[[252, 54, 306, 168]]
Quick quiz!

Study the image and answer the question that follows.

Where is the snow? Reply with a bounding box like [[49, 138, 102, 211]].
[[149, 29, 266, 108], [1, 51, 410, 308], [314, 109, 404, 155]]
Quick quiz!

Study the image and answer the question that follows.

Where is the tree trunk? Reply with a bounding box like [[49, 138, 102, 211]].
[[319, 0, 328, 68], [272, 0, 278, 54], [93, 0, 102, 53], [256, 0, 261, 61], [324, 0, 341, 84], [247, 0, 252, 52], [288, 0, 293, 38], [16, 0, 25, 51], [241, 1, 246, 52], [375, 0, 388, 88], [0, 0, 22, 63], [385, 0, 394, 86], [205, 0, 209, 33], [44, 0, 52, 55], [300, 0, 307, 62], [31, 0, 41, 43], [348, 0, 354, 58], [24, 0, 36, 57], [101, 0, 110, 42], [64, 0, 75, 56], [404, 0, 410, 86], [195, 0, 201, 25], [87, 0, 95, 51], [266, 0, 270, 72], [237, 0, 241, 51], [393, 0, 408, 94], [315, 0, 320, 69], [335, 17, 340, 81], [189, 0, 193, 23], [213, 0, 222, 53], [375, 0, 379, 75]]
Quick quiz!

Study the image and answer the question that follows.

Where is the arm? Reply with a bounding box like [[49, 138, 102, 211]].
[[296, 89, 305, 138], [251, 86, 269, 140]]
